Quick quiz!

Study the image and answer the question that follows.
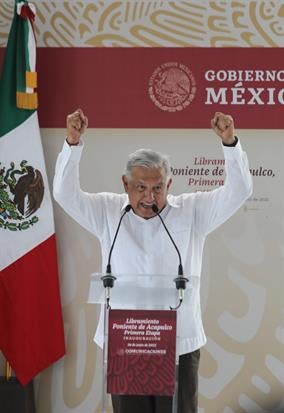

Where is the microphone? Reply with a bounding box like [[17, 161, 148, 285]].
[[106, 204, 132, 275], [152, 204, 188, 310], [101, 204, 131, 308], [152, 204, 183, 276]]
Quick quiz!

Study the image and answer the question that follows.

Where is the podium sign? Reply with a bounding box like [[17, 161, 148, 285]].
[[107, 309, 176, 396]]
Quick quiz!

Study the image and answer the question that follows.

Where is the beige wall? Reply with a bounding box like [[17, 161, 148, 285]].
[[1, 1, 284, 47], [0, 1, 283, 413]]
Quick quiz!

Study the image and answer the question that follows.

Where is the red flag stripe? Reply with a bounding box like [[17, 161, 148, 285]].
[[0, 234, 65, 385]]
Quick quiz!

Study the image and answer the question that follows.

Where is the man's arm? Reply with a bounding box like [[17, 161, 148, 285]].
[[194, 112, 253, 236], [53, 109, 105, 237]]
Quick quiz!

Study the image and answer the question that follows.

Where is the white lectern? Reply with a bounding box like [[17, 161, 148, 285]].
[[88, 273, 198, 413]]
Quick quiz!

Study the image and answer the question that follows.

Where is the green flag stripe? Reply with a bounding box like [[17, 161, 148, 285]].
[[16, 16, 30, 93], [0, 0, 34, 139]]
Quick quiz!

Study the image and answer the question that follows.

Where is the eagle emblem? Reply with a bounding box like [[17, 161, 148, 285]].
[[0, 160, 44, 230]]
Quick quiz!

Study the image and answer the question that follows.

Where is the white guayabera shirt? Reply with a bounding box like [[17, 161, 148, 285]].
[[53, 140, 252, 355]]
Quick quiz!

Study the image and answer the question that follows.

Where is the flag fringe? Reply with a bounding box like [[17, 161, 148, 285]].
[[26, 71, 37, 88], [16, 91, 38, 109]]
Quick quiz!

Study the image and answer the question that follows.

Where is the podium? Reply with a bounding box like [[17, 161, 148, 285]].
[[88, 273, 198, 413]]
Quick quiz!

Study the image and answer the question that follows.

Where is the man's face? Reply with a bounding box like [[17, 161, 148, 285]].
[[122, 166, 172, 219]]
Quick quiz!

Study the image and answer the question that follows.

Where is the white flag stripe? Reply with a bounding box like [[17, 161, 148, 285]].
[[0, 112, 54, 270]]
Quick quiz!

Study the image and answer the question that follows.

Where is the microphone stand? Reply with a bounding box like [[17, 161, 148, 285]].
[[101, 205, 132, 308], [151, 204, 188, 413], [152, 204, 189, 310], [100, 204, 131, 413], [162, 209, 188, 413]]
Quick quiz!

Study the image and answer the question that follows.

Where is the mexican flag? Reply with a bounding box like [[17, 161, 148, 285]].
[[0, 0, 65, 384]]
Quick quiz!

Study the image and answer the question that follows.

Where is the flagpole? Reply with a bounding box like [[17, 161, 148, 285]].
[[5, 360, 12, 381]]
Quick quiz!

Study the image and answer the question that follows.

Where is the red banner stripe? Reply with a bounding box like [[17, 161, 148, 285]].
[[1, 47, 283, 129]]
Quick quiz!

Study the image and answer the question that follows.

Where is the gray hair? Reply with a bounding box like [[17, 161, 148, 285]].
[[124, 148, 171, 180]]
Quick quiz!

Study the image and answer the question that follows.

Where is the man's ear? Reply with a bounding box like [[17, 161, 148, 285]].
[[122, 175, 128, 193]]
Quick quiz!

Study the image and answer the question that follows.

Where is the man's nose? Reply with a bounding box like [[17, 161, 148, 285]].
[[144, 189, 155, 201]]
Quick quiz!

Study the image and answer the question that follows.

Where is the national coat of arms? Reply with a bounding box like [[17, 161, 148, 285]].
[[0, 160, 44, 231]]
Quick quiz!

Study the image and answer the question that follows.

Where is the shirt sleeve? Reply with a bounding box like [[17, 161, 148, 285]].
[[53, 140, 106, 238], [193, 140, 253, 236]]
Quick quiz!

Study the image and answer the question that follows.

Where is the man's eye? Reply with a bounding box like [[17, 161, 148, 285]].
[[137, 185, 145, 192], [154, 186, 162, 193]]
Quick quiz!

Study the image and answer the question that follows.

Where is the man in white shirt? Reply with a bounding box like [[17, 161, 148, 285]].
[[53, 109, 252, 413]]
